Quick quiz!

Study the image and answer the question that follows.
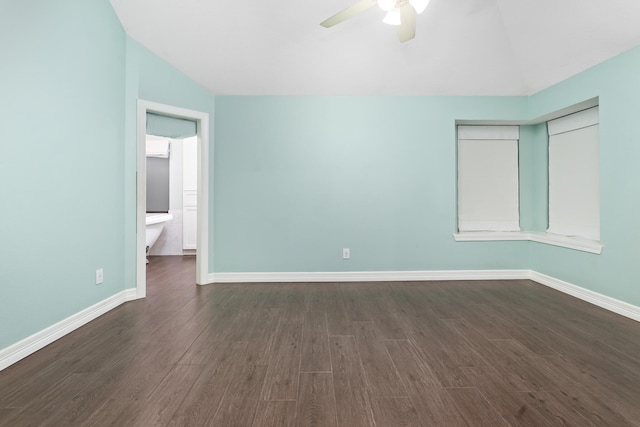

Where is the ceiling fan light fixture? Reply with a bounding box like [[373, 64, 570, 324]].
[[383, 7, 401, 25], [377, 0, 396, 12], [409, 0, 429, 14]]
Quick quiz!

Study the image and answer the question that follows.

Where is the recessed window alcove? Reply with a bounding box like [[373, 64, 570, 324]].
[[454, 97, 603, 254]]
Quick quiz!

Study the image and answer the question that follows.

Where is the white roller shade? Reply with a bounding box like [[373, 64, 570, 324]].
[[548, 107, 599, 136], [146, 138, 170, 158], [458, 132, 520, 232], [548, 119, 600, 240], [458, 125, 519, 140]]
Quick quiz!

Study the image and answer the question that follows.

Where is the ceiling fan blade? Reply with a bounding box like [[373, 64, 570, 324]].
[[320, 0, 377, 28], [396, 4, 416, 42]]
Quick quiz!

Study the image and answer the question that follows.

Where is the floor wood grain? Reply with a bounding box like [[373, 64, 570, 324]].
[[352, 321, 407, 397], [370, 397, 421, 427], [260, 320, 302, 401], [300, 311, 331, 373], [329, 335, 375, 427], [1, 255, 640, 426], [296, 372, 337, 427], [252, 401, 297, 427], [209, 364, 267, 426]]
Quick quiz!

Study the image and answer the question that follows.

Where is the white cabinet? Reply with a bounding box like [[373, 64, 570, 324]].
[[183, 206, 198, 250], [182, 137, 197, 250], [183, 137, 198, 191]]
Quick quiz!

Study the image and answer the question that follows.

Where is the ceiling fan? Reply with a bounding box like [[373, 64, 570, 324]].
[[320, 0, 430, 42]]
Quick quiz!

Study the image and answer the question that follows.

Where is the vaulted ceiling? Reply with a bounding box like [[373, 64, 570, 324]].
[[110, 0, 640, 96]]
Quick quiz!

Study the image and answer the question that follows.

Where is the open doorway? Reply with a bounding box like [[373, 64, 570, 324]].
[[136, 100, 210, 298], [145, 134, 197, 260]]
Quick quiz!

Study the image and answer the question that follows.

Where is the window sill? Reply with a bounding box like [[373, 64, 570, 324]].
[[453, 231, 603, 254]]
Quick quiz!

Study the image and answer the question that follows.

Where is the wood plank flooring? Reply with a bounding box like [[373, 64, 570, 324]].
[[2, 256, 640, 426]]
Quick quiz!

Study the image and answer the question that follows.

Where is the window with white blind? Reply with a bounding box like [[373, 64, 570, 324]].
[[457, 126, 520, 232], [547, 107, 600, 240]]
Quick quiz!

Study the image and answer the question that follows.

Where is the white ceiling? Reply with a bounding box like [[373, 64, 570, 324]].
[[110, 0, 640, 96]]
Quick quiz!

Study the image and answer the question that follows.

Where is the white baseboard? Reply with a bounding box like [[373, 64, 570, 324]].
[[208, 269, 640, 323], [0, 289, 137, 371], [208, 269, 530, 284], [4, 269, 639, 372], [530, 271, 640, 322]]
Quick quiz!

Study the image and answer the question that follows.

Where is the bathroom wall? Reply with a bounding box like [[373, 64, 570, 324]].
[[146, 152, 170, 213], [150, 137, 183, 255]]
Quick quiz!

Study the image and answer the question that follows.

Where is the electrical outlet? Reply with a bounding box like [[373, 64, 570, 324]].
[[342, 248, 350, 260], [96, 268, 104, 285]]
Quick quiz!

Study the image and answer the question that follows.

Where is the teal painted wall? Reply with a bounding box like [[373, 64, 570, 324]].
[[213, 48, 640, 308], [0, 1, 216, 351], [527, 46, 640, 306], [213, 96, 531, 272], [0, 0, 126, 348], [519, 123, 548, 232], [2, 0, 639, 356]]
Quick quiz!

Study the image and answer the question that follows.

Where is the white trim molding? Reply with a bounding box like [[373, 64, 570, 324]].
[[208, 269, 531, 283], [453, 231, 603, 254], [137, 100, 211, 297], [530, 271, 640, 322], [0, 289, 137, 371], [209, 269, 639, 323]]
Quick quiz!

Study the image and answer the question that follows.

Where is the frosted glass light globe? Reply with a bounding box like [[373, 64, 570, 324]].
[[409, 0, 430, 14], [383, 7, 401, 25], [377, 0, 396, 12]]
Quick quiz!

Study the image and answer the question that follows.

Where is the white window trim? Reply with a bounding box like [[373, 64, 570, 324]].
[[547, 107, 599, 136], [453, 231, 603, 254], [458, 125, 520, 140]]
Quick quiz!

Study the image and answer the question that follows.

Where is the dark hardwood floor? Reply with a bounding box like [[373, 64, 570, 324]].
[[2, 256, 640, 426]]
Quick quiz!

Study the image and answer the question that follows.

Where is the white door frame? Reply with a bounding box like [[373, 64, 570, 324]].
[[136, 99, 210, 298]]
